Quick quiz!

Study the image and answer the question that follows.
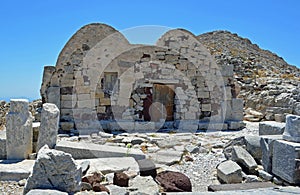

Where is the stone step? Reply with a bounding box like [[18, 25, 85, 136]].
[[55, 140, 146, 160]]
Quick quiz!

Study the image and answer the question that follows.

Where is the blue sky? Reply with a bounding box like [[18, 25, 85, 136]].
[[0, 0, 299, 101]]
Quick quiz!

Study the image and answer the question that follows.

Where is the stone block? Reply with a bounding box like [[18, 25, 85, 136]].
[[77, 157, 139, 175], [37, 103, 60, 152], [272, 140, 300, 184], [61, 100, 76, 109], [231, 146, 257, 174], [100, 98, 111, 106], [217, 160, 242, 184], [244, 135, 262, 161], [197, 91, 210, 99], [232, 98, 243, 112], [0, 159, 34, 181], [198, 122, 228, 131], [77, 100, 92, 108], [47, 87, 61, 109], [137, 159, 157, 178], [23, 145, 82, 195], [6, 99, 33, 160], [202, 104, 211, 112], [0, 140, 6, 159], [227, 121, 245, 130], [260, 135, 283, 173], [77, 94, 90, 101], [60, 121, 74, 131], [55, 140, 145, 160], [97, 106, 106, 113], [259, 121, 285, 135], [283, 114, 300, 142]]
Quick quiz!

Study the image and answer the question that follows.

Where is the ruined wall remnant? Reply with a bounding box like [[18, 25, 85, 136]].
[[40, 23, 244, 133], [6, 99, 33, 160]]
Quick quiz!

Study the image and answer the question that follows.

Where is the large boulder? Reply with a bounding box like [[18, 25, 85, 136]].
[[23, 145, 82, 194], [244, 135, 262, 161]]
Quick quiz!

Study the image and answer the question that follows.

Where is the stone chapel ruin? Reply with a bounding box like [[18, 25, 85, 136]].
[[40, 23, 244, 134]]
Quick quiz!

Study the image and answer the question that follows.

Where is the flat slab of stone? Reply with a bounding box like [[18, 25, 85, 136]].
[[27, 189, 68, 195], [77, 157, 139, 175], [208, 182, 276, 192], [259, 121, 285, 135], [149, 149, 183, 166], [164, 186, 300, 194], [0, 159, 34, 181], [55, 140, 146, 160]]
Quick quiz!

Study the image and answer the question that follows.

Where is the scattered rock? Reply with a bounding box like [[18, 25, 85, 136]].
[[92, 183, 109, 193], [156, 171, 192, 192], [113, 172, 129, 187], [231, 146, 257, 174], [81, 182, 92, 191], [137, 159, 157, 178], [244, 135, 262, 161], [129, 175, 159, 195], [217, 160, 242, 184], [244, 175, 261, 183], [23, 145, 82, 195], [82, 172, 104, 186], [79, 160, 90, 175], [258, 170, 273, 181], [106, 184, 127, 195]]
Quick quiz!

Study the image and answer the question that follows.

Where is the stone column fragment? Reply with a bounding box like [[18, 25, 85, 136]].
[[37, 103, 60, 152], [6, 99, 33, 160]]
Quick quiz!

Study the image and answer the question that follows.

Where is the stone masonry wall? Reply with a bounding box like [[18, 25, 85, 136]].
[[40, 23, 244, 133]]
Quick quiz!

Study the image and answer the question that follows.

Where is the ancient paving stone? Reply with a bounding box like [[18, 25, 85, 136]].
[[37, 103, 60, 152], [283, 114, 300, 142], [149, 149, 183, 166], [259, 121, 285, 135], [156, 171, 192, 192], [272, 140, 300, 184], [217, 160, 242, 184], [6, 99, 33, 160], [128, 175, 159, 195], [55, 140, 145, 160], [76, 157, 139, 175], [23, 145, 82, 194], [208, 182, 276, 192], [231, 146, 257, 174]]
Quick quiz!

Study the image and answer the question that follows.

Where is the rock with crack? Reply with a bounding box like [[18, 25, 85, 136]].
[[23, 145, 82, 195]]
